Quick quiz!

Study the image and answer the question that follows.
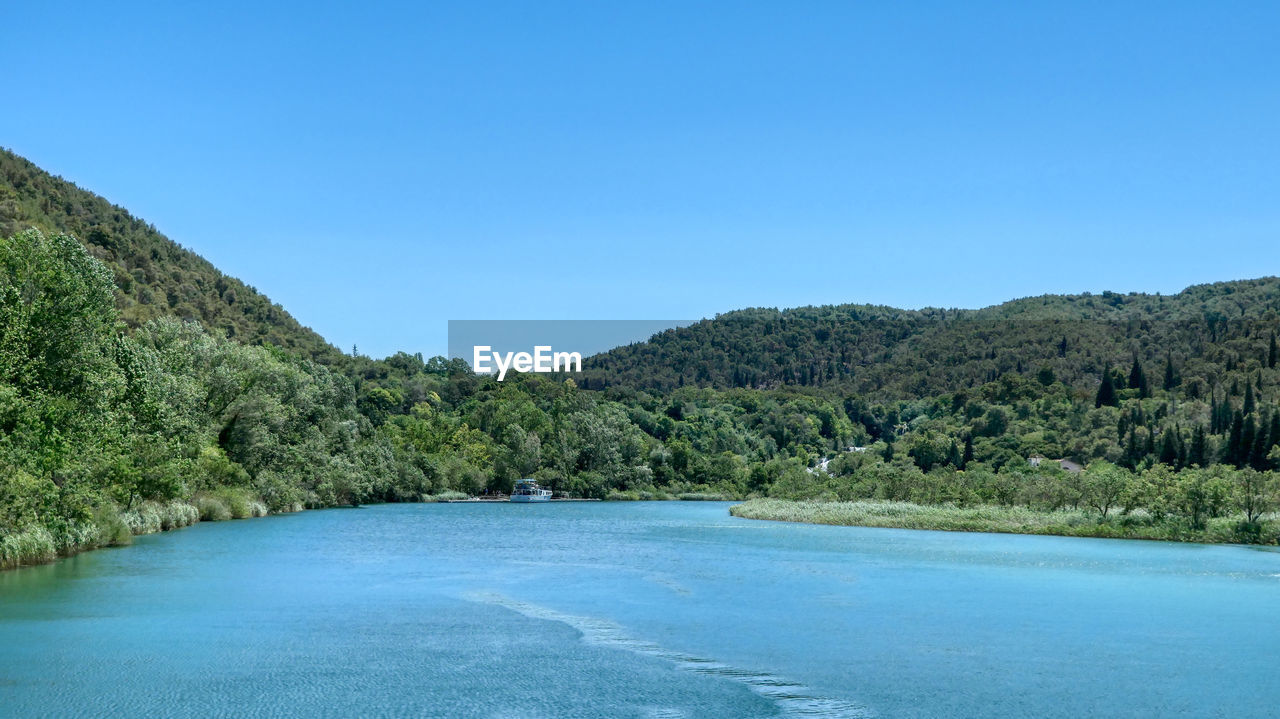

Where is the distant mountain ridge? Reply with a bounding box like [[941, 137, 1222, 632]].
[[0, 148, 342, 363], [3, 146, 1277, 405], [584, 277, 1280, 399]]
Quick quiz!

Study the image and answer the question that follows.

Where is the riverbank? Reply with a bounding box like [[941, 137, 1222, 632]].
[[728, 498, 1280, 544], [0, 490, 280, 571], [1, 489, 726, 571]]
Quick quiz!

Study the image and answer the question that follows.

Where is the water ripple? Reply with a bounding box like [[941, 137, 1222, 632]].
[[466, 591, 872, 719]]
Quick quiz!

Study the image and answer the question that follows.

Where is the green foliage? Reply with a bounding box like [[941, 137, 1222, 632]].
[[0, 148, 342, 363], [7, 145, 1280, 566]]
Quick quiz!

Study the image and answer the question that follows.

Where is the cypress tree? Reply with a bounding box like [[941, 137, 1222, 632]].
[[1210, 392, 1219, 434], [1270, 412, 1280, 453], [962, 434, 975, 467], [1123, 430, 1140, 470], [1129, 356, 1149, 397], [1251, 413, 1271, 470], [1244, 383, 1256, 416], [1143, 427, 1156, 459], [1224, 411, 1244, 467], [1189, 424, 1208, 467], [1270, 332, 1278, 369], [1163, 355, 1178, 391], [1240, 416, 1257, 470], [947, 440, 962, 469], [1095, 366, 1117, 408], [1177, 426, 1189, 469], [1158, 429, 1179, 466]]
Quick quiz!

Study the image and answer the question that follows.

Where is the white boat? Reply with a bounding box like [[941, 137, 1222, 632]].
[[510, 478, 552, 502]]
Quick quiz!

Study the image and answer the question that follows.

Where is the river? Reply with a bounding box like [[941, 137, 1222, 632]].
[[2, 501, 1277, 718]]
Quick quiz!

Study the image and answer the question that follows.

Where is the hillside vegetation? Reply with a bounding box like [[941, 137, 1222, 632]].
[[3, 149, 1280, 568], [586, 282, 1280, 399], [0, 148, 341, 363]]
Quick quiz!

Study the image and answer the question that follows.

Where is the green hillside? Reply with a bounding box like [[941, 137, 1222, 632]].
[[585, 280, 1280, 400], [0, 148, 341, 363], [3, 147, 1280, 569]]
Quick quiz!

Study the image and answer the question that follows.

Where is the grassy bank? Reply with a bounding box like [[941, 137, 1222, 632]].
[[0, 488, 281, 571], [729, 498, 1280, 544]]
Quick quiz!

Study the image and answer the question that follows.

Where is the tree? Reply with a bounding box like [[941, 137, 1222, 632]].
[[1163, 355, 1178, 391], [1189, 424, 1209, 468], [1158, 429, 1179, 467], [1224, 411, 1245, 467], [1036, 365, 1056, 386], [1250, 412, 1272, 471], [0, 230, 119, 400], [1083, 462, 1130, 518], [1240, 417, 1257, 471], [1128, 357, 1149, 398], [1270, 332, 1278, 369], [1233, 468, 1274, 524], [1095, 366, 1117, 408]]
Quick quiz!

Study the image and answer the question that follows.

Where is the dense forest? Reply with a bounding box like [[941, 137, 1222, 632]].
[[586, 283, 1280, 398], [0, 148, 342, 363], [3, 147, 1280, 569]]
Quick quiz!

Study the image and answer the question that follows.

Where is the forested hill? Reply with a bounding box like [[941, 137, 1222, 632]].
[[0, 148, 341, 363], [584, 279, 1280, 398]]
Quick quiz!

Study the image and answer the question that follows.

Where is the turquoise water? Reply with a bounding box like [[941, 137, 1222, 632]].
[[3, 502, 1280, 718]]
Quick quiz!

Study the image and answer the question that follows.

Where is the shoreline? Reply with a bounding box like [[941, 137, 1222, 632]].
[[728, 498, 1280, 545], [1, 493, 740, 572]]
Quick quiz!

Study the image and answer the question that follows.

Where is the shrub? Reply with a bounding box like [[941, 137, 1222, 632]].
[[194, 494, 232, 521]]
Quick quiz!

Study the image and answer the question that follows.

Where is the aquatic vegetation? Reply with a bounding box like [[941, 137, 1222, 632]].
[[678, 492, 733, 501], [606, 489, 677, 501], [421, 491, 470, 502], [192, 489, 267, 521], [0, 526, 57, 569], [730, 498, 1280, 544], [122, 501, 200, 534]]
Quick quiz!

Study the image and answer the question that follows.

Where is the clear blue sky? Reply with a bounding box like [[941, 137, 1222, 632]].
[[4, 1, 1278, 358]]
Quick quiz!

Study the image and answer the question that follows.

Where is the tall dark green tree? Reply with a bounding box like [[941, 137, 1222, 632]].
[[1163, 355, 1178, 391], [1189, 424, 1209, 467], [1224, 411, 1245, 467], [1251, 412, 1272, 470], [1239, 416, 1257, 470], [1158, 429, 1179, 466], [1129, 356, 1149, 398], [1122, 429, 1140, 469], [1270, 332, 1278, 369], [1095, 366, 1117, 408]]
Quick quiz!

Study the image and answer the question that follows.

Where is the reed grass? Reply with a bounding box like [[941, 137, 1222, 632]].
[[193, 488, 268, 520], [122, 500, 200, 534], [729, 499, 1280, 543], [606, 489, 671, 501], [0, 526, 57, 570], [678, 492, 733, 501], [421, 490, 470, 502]]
